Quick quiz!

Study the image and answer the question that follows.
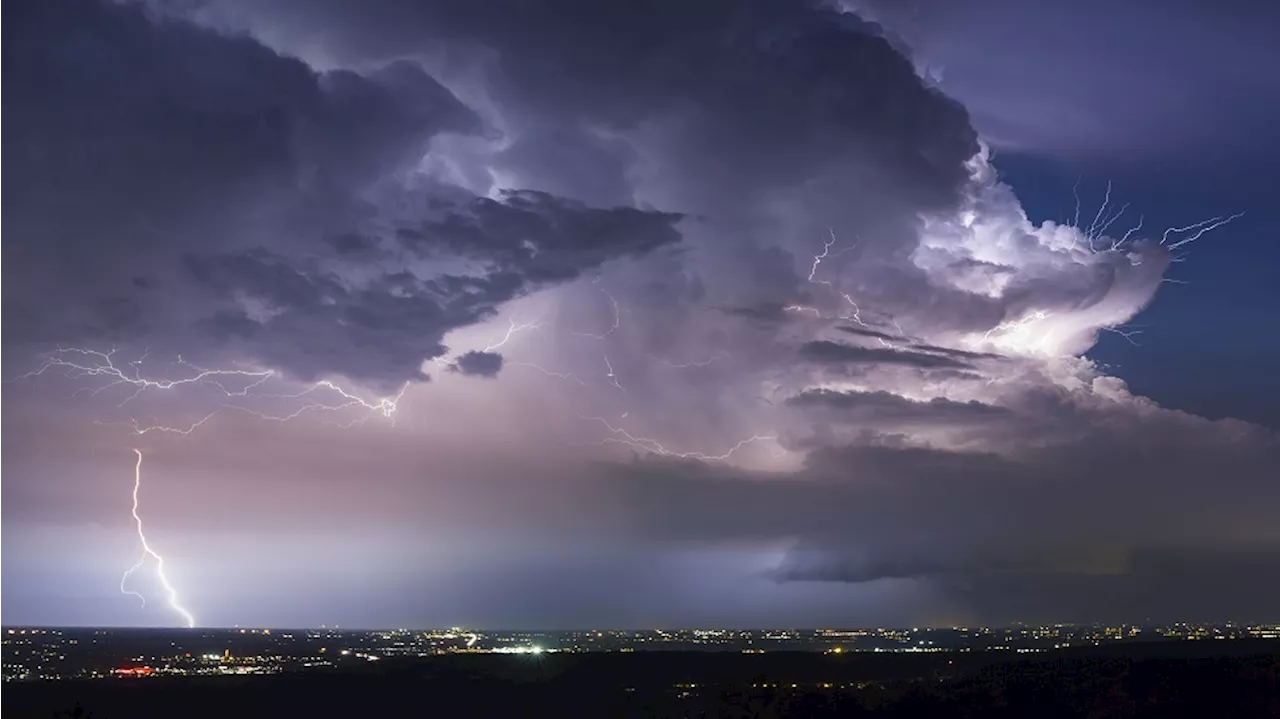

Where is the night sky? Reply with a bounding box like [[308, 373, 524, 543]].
[[3, 0, 1278, 630]]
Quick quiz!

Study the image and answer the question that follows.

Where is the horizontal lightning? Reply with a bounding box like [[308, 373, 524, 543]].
[[578, 413, 777, 462], [12, 348, 272, 399], [12, 348, 408, 435], [1162, 212, 1245, 250]]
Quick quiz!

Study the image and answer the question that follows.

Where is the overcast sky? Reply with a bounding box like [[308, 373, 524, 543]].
[[3, 0, 1278, 629]]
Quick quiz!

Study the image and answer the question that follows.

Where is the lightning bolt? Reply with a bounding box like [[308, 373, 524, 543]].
[[569, 283, 621, 340], [12, 348, 272, 401], [231, 381, 407, 426], [121, 449, 196, 628], [11, 347, 408, 434], [9, 351, 414, 628], [507, 361, 589, 387], [1101, 325, 1144, 346], [1161, 213, 1245, 250], [578, 413, 778, 462], [783, 305, 824, 317], [121, 412, 220, 436], [469, 280, 779, 463], [1050, 184, 1242, 352], [785, 229, 888, 329], [483, 317, 544, 353], [602, 352, 626, 394], [1068, 182, 1242, 261], [982, 310, 1050, 341]]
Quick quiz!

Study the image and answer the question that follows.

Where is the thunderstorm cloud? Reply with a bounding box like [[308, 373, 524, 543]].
[[450, 351, 504, 379], [2, 0, 1275, 628], [3, 0, 684, 389]]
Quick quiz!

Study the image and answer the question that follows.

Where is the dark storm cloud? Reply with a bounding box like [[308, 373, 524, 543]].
[[769, 544, 1098, 584], [400, 190, 684, 284], [604, 409, 1280, 621], [836, 326, 902, 342], [201, 0, 979, 200], [186, 249, 459, 387], [450, 351, 503, 379], [326, 233, 388, 261], [787, 389, 1008, 423], [2, 0, 683, 388], [6, 0, 1273, 632], [180, 0, 992, 389], [905, 343, 1005, 361], [798, 340, 974, 370], [184, 194, 681, 387], [722, 304, 793, 324]]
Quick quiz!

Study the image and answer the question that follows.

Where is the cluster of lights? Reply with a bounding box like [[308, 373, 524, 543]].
[[491, 646, 548, 655]]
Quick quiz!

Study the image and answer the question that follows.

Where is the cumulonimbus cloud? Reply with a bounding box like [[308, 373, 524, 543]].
[[3, 0, 685, 391], [6, 0, 1271, 625]]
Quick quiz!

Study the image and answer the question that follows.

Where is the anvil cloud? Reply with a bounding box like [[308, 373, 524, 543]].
[[2, 0, 1275, 628]]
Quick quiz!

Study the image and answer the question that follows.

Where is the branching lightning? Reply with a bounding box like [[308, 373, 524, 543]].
[[1070, 183, 1243, 262], [982, 310, 1050, 341], [507, 361, 589, 387], [12, 347, 408, 433], [121, 449, 196, 628], [577, 413, 777, 462], [8, 347, 412, 626], [1004, 182, 1244, 352], [1161, 213, 1246, 250], [784, 229, 890, 330], [1101, 325, 1144, 346], [14, 348, 273, 401], [122, 413, 220, 436], [452, 282, 777, 464], [483, 317, 544, 353], [229, 381, 408, 427]]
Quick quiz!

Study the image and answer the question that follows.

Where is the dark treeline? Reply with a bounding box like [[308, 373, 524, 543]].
[[6, 642, 1278, 718]]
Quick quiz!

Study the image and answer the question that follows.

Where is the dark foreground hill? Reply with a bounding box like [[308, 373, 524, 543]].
[[6, 641, 1277, 718]]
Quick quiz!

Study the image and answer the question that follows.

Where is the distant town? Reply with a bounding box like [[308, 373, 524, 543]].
[[4, 623, 1277, 682]]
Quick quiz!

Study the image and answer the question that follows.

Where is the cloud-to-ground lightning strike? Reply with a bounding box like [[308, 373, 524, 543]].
[[7, 349, 413, 629], [121, 449, 196, 628]]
